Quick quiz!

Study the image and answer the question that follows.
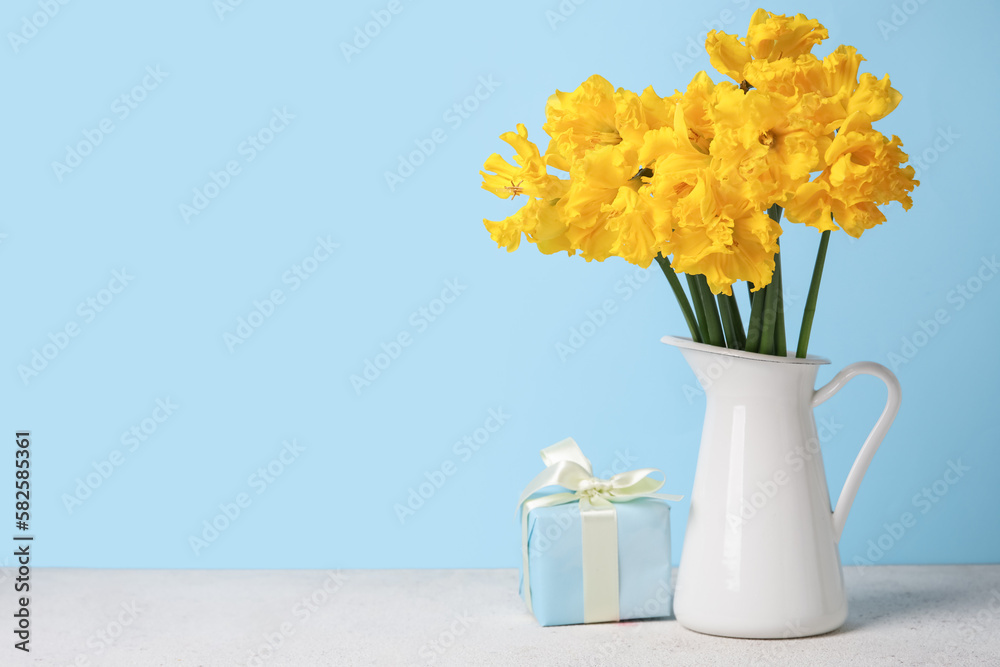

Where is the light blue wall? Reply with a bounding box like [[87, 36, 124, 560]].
[[4, 0, 997, 569]]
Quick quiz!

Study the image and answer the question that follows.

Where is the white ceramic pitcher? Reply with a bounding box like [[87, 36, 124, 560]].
[[662, 336, 901, 639]]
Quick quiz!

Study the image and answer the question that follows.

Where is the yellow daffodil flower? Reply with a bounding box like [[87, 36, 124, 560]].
[[707, 9, 828, 85], [561, 143, 664, 265], [542, 75, 622, 172], [784, 112, 918, 236], [480, 124, 568, 201], [669, 173, 782, 295], [481, 124, 572, 252], [543, 75, 679, 172], [710, 86, 828, 205]]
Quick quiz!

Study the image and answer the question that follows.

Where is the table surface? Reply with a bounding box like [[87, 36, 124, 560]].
[[4, 565, 999, 666]]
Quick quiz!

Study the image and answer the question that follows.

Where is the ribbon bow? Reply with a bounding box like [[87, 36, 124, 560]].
[[517, 438, 682, 623]]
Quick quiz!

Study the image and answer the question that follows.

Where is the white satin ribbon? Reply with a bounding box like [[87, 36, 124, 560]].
[[517, 438, 682, 624]]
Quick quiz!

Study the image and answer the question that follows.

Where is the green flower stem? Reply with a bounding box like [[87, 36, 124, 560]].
[[686, 274, 710, 344], [797, 230, 831, 359], [654, 254, 702, 344], [759, 273, 781, 356], [764, 204, 786, 357], [774, 242, 787, 357], [696, 274, 725, 348], [745, 283, 766, 353], [725, 293, 747, 350], [717, 294, 737, 349], [746, 281, 755, 309]]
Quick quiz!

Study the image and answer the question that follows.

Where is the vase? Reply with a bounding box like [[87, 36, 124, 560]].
[[662, 335, 901, 639]]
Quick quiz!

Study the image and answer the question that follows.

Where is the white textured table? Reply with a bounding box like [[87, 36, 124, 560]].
[[4, 565, 999, 666]]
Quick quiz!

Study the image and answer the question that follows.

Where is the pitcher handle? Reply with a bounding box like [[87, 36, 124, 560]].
[[812, 361, 902, 542]]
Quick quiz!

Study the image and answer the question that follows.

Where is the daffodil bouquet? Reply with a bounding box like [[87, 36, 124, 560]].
[[479, 9, 918, 357]]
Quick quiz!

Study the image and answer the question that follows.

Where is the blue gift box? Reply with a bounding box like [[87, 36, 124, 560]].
[[519, 496, 675, 627]]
